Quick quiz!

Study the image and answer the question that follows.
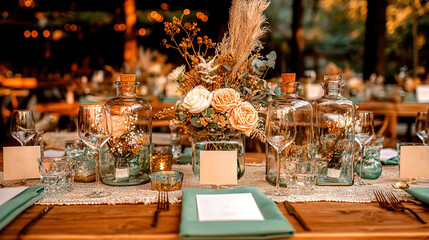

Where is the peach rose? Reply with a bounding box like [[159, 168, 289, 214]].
[[211, 88, 241, 113], [182, 85, 212, 113], [229, 102, 259, 136]]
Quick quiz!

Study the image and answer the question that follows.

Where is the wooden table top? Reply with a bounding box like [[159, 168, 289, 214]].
[[1, 153, 429, 239]]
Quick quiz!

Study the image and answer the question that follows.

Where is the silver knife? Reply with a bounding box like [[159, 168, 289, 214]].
[[284, 201, 311, 231], [18, 206, 54, 239]]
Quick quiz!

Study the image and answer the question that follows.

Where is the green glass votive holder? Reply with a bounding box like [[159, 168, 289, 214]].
[[149, 171, 183, 191]]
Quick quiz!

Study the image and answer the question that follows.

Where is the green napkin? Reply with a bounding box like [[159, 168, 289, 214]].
[[177, 147, 192, 164], [179, 187, 295, 239], [380, 156, 399, 165], [405, 188, 429, 205], [0, 186, 44, 231]]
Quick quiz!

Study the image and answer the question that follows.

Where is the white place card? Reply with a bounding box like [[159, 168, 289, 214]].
[[199, 151, 237, 185], [400, 146, 429, 178], [416, 85, 429, 103], [3, 146, 40, 180], [305, 83, 324, 101], [0, 186, 28, 206], [196, 193, 264, 222]]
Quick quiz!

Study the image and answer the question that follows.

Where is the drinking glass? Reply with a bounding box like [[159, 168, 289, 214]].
[[38, 156, 75, 197], [354, 111, 375, 185], [415, 112, 428, 145], [265, 105, 296, 196], [10, 110, 36, 146], [169, 120, 182, 161], [78, 105, 112, 198]]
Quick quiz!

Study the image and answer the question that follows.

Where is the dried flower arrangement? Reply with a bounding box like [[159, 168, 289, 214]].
[[156, 0, 276, 141], [107, 113, 149, 159], [317, 113, 355, 168]]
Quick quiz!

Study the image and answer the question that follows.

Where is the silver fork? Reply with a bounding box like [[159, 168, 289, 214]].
[[151, 191, 169, 227], [374, 190, 394, 211], [385, 192, 427, 224]]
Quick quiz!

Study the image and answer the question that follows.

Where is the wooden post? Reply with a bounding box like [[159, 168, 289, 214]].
[[363, 0, 388, 80], [412, 6, 418, 79], [291, 0, 304, 80], [124, 0, 137, 70]]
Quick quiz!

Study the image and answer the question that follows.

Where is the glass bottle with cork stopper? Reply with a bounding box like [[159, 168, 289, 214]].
[[314, 74, 355, 186], [103, 74, 152, 186], [265, 74, 315, 191]]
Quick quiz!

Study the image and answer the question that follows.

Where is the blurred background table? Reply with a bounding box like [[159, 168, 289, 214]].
[[357, 102, 429, 142]]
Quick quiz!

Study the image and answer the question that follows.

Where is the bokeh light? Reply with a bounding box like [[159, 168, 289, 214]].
[[43, 30, 50, 38], [118, 24, 126, 31], [138, 28, 147, 36], [160, 3, 169, 10], [31, 30, 38, 38], [24, 30, 31, 38], [70, 24, 77, 31]]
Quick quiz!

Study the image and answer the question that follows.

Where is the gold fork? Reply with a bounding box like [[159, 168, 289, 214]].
[[151, 191, 169, 227], [385, 192, 427, 224]]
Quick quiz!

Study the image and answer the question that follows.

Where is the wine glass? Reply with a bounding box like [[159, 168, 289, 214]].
[[265, 105, 296, 196], [10, 110, 36, 146], [415, 112, 428, 145], [78, 105, 112, 198], [354, 111, 375, 185]]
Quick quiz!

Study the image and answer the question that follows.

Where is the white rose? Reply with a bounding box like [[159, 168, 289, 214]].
[[182, 85, 213, 113], [229, 102, 259, 137], [167, 65, 186, 82]]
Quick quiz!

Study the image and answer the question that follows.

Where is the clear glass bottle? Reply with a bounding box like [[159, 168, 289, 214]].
[[314, 74, 355, 186], [102, 74, 152, 186], [266, 74, 315, 191]]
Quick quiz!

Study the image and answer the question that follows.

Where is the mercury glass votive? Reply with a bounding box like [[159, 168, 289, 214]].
[[151, 145, 173, 172], [149, 171, 184, 191]]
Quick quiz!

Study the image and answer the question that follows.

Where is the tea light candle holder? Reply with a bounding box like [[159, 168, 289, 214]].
[[149, 171, 184, 191], [151, 145, 173, 172]]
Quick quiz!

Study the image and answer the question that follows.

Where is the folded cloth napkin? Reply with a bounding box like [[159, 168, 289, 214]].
[[380, 148, 399, 165], [0, 186, 44, 231], [177, 147, 192, 164], [405, 188, 429, 205], [380, 156, 399, 165], [179, 187, 295, 239]]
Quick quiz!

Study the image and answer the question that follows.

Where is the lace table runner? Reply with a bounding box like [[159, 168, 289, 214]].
[[1, 164, 427, 205]]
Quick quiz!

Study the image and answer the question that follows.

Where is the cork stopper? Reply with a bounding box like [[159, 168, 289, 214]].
[[119, 74, 136, 82], [323, 74, 344, 90], [324, 74, 341, 81], [281, 73, 296, 83], [281, 73, 296, 93]]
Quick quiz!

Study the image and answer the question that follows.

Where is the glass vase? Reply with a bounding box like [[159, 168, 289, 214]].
[[102, 74, 152, 186], [266, 77, 316, 191], [355, 136, 384, 180], [192, 133, 245, 182], [314, 74, 355, 186]]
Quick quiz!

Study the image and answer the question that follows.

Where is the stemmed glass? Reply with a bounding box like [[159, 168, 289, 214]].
[[265, 105, 296, 196], [354, 111, 375, 186], [10, 110, 36, 146], [415, 112, 428, 145], [78, 105, 112, 198]]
